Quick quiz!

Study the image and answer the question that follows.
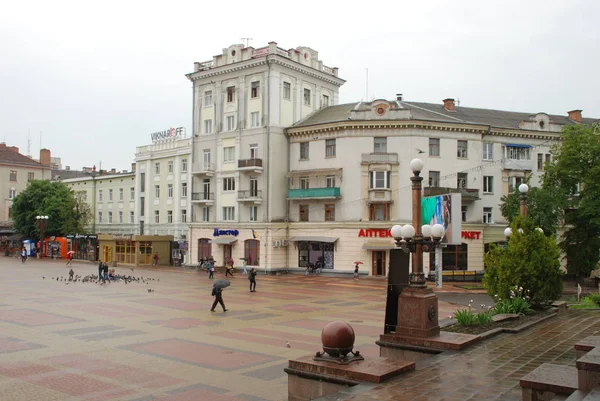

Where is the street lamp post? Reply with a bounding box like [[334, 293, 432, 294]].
[[519, 183, 529, 217], [36, 215, 49, 259], [90, 165, 98, 234]]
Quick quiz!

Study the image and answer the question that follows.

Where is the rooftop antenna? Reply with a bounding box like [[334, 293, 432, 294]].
[[365, 68, 369, 102], [241, 38, 253, 47], [457, 98, 461, 107]]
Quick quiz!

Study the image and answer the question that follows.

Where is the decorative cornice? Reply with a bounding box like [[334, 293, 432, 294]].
[[187, 59, 268, 81]]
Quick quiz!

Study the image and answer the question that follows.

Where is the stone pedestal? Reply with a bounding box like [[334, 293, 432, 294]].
[[286, 356, 415, 401], [395, 287, 440, 338]]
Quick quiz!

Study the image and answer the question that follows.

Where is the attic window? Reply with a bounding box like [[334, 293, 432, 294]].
[[231, 50, 236, 57], [539, 121, 545, 129]]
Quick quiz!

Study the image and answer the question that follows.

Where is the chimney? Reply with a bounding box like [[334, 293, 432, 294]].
[[40, 149, 51, 166], [110, 168, 116, 174], [396, 94, 403, 101], [443, 98, 456, 111], [567, 109, 582, 123], [131, 162, 136, 172]]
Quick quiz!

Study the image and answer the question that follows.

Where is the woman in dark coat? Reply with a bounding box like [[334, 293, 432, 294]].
[[249, 268, 257, 292]]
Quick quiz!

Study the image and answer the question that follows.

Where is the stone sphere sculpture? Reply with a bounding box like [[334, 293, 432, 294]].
[[321, 321, 355, 358]]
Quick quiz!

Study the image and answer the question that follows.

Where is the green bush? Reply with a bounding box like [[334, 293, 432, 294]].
[[570, 296, 599, 309], [454, 309, 477, 326], [494, 291, 533, 315], [484, 217, 563, 306], [587, 293, 600, 307], [475, 311, 493, 325]]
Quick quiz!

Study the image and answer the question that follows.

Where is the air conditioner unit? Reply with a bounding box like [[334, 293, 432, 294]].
[[274, 240, 281, 247]]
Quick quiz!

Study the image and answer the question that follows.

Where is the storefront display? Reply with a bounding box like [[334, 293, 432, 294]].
[[66, 234, 98, 261], [97, 234, 173, 266]]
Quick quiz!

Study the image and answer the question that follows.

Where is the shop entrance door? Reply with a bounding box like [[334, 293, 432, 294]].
[[372, 251, 386, 276], [102, 245, 113, 263], [223, 245, 232, 266]]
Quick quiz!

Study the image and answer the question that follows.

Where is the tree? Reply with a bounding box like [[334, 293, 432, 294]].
[[484, 217, 563, 306], [72, 190, 92, 233], [11, 180, 84, 240], [543, 123, 600, 279]]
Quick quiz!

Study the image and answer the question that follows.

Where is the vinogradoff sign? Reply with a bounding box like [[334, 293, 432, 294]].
[[150, 127, 186, 142]]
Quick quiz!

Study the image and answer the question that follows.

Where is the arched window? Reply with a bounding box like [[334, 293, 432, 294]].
[[429, 243, 468, 271], [244, 239, 260, 266], [197, 238, 212, 261]]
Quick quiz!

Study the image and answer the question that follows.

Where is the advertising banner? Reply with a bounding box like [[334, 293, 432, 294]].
[[421, 192, 462, 245]]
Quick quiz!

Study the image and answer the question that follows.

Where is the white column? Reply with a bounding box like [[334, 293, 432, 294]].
[[294, 78, 301, 122], [239, 76, 246, 129], [215, 81, 223, 133]]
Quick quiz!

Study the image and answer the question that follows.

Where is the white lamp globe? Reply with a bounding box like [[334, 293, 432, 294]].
[[518, 228, 524, 234], [390, 225, 403, 239], [44, 216, 49, 219], [421, 224, 432, 238], [409, 158, 424, 173], [401, 224, 416, 239], [535, 227, 544, 234], [36, 215, 41, 219], [518, 183, 529, 194], [431, 224, 445, 238], [504, 227, 513, 238]]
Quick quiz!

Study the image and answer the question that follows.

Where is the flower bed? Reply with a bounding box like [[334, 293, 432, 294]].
[[442, 307, 555, 335]]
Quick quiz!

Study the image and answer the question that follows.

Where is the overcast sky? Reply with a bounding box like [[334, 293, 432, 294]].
[[1, 0, 598, 172]]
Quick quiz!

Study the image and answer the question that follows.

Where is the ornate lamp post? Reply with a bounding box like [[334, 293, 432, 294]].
[[36, 215, 49, 259], [90, 165, 98, 234], [519, 183, 529, 217]]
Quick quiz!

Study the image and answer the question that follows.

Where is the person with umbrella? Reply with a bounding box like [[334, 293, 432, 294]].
[[353, 261, 363, 280], [249, 268, 257, 292], [211, 279, 229, 312], [66, 250, 74, 266]]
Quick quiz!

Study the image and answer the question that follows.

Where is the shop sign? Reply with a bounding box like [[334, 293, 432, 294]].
[[66, 234, 98, 240], [213, 228, 239, 237], [358, 229, 393, 238], [150, 127, 185, 142], [461, 231, 481, 240], [112, 234, 132, 240]]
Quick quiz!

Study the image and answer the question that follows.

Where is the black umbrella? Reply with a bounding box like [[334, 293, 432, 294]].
[[213, 279, 231, 289]]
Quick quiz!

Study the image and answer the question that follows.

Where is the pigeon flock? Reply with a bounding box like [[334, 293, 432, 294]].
[[42, 273, 159, 291]]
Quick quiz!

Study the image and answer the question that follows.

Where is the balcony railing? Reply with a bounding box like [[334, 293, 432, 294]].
[[238, 190, 262, 200], [288, 187, 341, 199], [191, 192, 214, 201], [361, 153, 399, 164], [423, 187, 480, 201], [502, 158, 534, 171], [238, 159, 263, 169], [192, 162, 215, 175], [368, 189, 393, 203]]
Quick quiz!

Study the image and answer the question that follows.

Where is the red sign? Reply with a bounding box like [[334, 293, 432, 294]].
[[358, 229, 392, 238], [461, 231, 481, 240]]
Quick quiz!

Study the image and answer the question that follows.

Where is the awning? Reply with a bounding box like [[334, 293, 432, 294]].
[[362, 242, 396, 250], [212, 237, 238, 245], [506, 144, 532, 148], [289, 236, 338, 243], [286, 168, 343, 178]]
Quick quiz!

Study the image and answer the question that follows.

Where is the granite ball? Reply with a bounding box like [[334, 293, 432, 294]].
[[321, 321, 355, 357]]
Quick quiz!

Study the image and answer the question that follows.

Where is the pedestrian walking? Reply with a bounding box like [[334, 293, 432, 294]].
[[98, 260, 104, 281], [242, 258, 248, 275], [152, 252, 159, 266], [225, 259, 234, 277], [209, 262, 215, 279], [21, 247, 27, 263], [354, 263, 360, 280], [103, 262, 109, 283], [66, 251, 73, 266], [249, 268, 257, 292], [210, 287, 228, 312]]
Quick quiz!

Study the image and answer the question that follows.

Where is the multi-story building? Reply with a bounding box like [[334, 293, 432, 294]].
[[0, 144, 52, 234], [284, 98, 598, 275], [186, 42, 344, 268]]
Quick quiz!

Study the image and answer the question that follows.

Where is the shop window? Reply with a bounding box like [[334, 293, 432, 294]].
[[197, 238, 211, 261], [369, 204, 390, 221], [116, 240, 136, 264], [299, 204, 309, 222], [138, 241, 153, 265], [324, 204, 335, 221], [429, 138, 440, 156], [297, 241, 334, 269], [429, 243, 468, 271], [244, 239, 260, 265]]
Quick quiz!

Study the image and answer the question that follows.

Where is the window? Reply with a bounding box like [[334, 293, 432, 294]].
[[326, 176, 336, 188], [537, 153, 543, 170], [8, 206, 12, 218], [250, 144, 258, 159], [8, 188, 16, 199], [155, 185, 160, 198], [325, 139, 336, 157], [457, 140, 468, 158], [140, 197, 144, 216], [130, 187, 135, 200], [249, 178, 258, 197], [108, 212, 113, 224], [202, 207, 210, 222], [108, 189, 113, 201], [483, 207, 493, 224], [457, 173, 467, 188], [223, 146, 235, 162], [370, 171, 391, 189], [167, 184, 173, 198], [506, 146, 531, 160], [303, 88, 311, 105], [251, 112, 260, 127], [204, 119, 212, 134], [299, 204, 309, 222], [9, 170, 16, 181], [429, 244, 469, 271], [181, 182, 188, 197], [322, 94, 329, 107], [251, 81, 259, 98], [167, 210, 173, 223], [168, 161, 174, 173], [324, 204, 335, 221], [98, 190, 103, 202], [299, 142, 309, 160], [483, 143, 493, 161], [119, 188, 124, 201], [204, 90, 212, 107], [369, 204, 390, 221], [461, 205, 467, 223], [154, 210, 160, 223], [118, 211, 123, 223], [249, 206, 257, 222], [27, 172, 34, 182], [140, 173, 145, 192], [226, 115, 235, 131], [227, 86, 235, 103], [300, 177, 309, 189], [483, 176, 494, 194], [181, 209, 187, 223], [130, 211, 135, 223], [429, 138, 440, 156], [182, 158, 188, 172], [545, 153, 551, 165], [223, 206, 235, 221], [508, 176, 524, 193], [244, 239, 260, 266], [429, 171, 440, 187], [154, 162, 160, 175], [283, 82, 291, 100], [374, 137, 387, 153], [223, 177, 235, 191], [98, 211, 102, 223]]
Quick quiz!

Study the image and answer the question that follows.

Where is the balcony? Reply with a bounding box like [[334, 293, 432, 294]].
[[192, 162, 215, 176], [423, 187, 480, 201], [190, 192, 214, 204], [502, 158, 534, 171], [238, 158, 263, 173], [361, 153, 399, 165], [238, 190, 263, 204], [368, 189, 393, 204], [288, 187, 341, 200]]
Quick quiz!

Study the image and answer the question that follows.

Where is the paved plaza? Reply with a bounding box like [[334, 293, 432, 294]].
[[1, 257, 598, 401]]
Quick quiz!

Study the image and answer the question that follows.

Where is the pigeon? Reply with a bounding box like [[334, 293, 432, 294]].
[[42, 277, 45, 279], [130, 268, 134, 271], [56, 278, 59, 281], [286, 342, 291, 348], [147, 289, 154, 293]]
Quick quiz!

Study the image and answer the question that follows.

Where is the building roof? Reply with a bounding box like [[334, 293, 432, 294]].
[[291, 101, 599, 130], [0, 145, 45, 168], [52, 169, 91, 180]]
